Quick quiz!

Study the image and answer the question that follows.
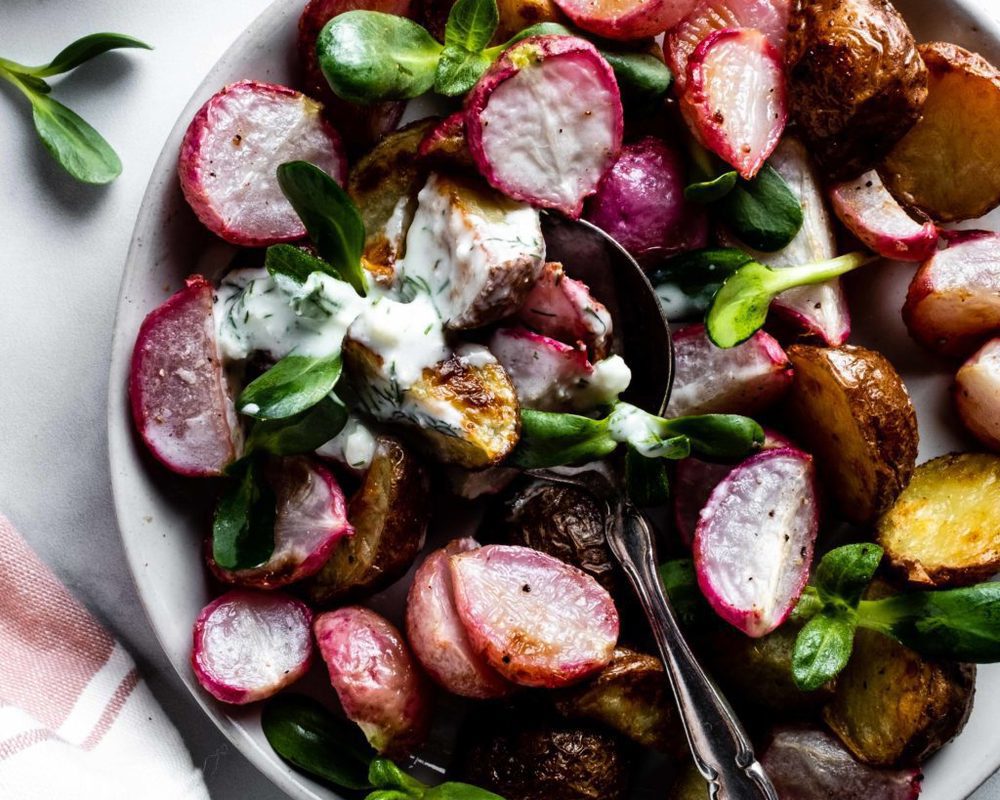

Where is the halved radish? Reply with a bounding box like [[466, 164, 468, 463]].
[[551, 0, 698, 40], [666, 0, 791, 92], [178, 80, 347, 246], [830, 170, 938, 262], [693, 447, 818, 637], [903, 231, 1000, 357], [130, 275, 241, 477], [209, 457, 353, 589], [681, 28, 786, 180], [955, 338, 1000, 451], [465, 35, 623, 218], [314, 606, 431, 756], [449, 544, 619, 688], [518, 262, 612, 358], [191, 589, 313, 704], [665, 323, 792, 417], [406, 539, 514, 699]]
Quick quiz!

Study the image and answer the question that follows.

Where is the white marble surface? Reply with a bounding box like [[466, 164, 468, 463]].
[[0, 0, 999, 798]]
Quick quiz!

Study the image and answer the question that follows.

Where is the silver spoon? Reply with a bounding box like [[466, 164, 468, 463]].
[[540, 214, 779, 800]]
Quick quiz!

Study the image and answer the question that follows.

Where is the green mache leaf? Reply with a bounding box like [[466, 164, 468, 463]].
[[261, 695, 374, 790], [717, 164, 803, 252], [649, 248, 753, 321], [625, 444, 671, 507], [445, 0, 499, 52], [265, 244, 340, 284], [497, 21, 571, 47], [277, 161, 367, 296], [791, 585, 824, 622], [33, 32, 151, 77], [512, 409, 618, 468], [317, 11, 442, 104], [662, 414, 764, 461], [246, 394, 349, 456], [0, 65, 52, 94], [434, 46, 494, 96], [685, 170, 738, 203], [366, 792, 418, 800], [368, 758, 426, 794], [792, 612, 857, 691], [423, 782, 507, 800], [813, 543, 884, 608], [598, 49, 671, 98], [29, 92, 121, 183], [658, 559, 709, 628], [211, 459, 276, 570], [238, 353, 343, 420]]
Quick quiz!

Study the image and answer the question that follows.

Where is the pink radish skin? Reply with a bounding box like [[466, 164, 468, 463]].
[[465, 36, 623, 218], [955, 338, 1000, 451], [406, 539, 514, 699], [761, 726, 922, 800], [178, 80, 347, 246], [584, 137, 709, 267], [667, 0, 791, 92], [551, 0, 699, 41], [449, 544, 619, 688], [130, 275, 241, 477], [693, 447, 818, 637], [209, 457, 353, 589], [903, 231, 1000, 358], [672, 428, 795, 546], [830, 170, 938, 262], [191, 589, 313, 704], [681, 28, 786, 180], [314, 607, 431, 757], [666, 324, 792, 417], [490, 328, 593, 411], [518, 262, 613, 358]]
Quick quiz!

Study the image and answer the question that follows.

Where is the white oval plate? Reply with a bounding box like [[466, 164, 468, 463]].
[[108, 1, 1000, 797]]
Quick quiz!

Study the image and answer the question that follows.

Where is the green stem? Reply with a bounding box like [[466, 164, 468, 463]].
[[768, 251, 877, 293]]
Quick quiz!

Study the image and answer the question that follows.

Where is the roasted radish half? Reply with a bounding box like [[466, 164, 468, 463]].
[[178, 80, 347, 246], [955, 338, 1000, 451], [465, 36, 623, 218], [518, 262, 613, 359], [406, 539, 513, 699], [130, 275, 241, 477], [681, 28, 786, 180], [314, 606, 431, 756], [209, 458, 352, 589], [191, 589, 313, 704], [830, 170, 938, 262], [903, 231, 1000, 358], [693, 447, 818, 637], [551, 0, 698, 41], [450, 545, 619, 688]]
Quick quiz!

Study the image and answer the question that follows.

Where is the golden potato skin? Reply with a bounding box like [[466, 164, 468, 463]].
[[305, 436, 430, 605], [784, 344, 918, 524], [786, 0, 927, 180], [877, 453, 1000, 587], [822, 627, 976, 766], [881, 42, 1000, 221]]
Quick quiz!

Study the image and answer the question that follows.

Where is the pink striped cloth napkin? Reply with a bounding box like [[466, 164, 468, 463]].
[[0, 514, 210, 799]]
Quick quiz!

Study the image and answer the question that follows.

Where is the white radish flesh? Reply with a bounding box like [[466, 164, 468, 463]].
[[551, 0, 698, 41], [955, 338, 1000, 451], [191, 589, 313, 704], [490, 327, 593, 412], [518, 262, 613, 358], [694, 447, 818, 637]]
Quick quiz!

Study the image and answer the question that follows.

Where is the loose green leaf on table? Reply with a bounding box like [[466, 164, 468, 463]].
[[212, 459, 276, 570], [792, 612, 856, 691], [245, 394, 349, 456], [26, 33, 151, 77], [238, 352, 343, 420]]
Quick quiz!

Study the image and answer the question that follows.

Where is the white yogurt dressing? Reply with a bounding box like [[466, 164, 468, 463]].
[[607, 402, 675, 457], [315, 415, 378, 472]]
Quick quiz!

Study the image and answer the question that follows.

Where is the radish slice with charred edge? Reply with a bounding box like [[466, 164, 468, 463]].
[[693, 447, 818, 637], [178, 80, 347, 246], [209, 457, 353, 589], [465, 36, 623, 218], [314, 606, 431, 756], [955, 338, 1000, 451], [130, 275, 241, 477], [406, 539, 514, 699], [666, 0, 791, 93], [666, 323, 792, 417], [191, 589, 313, 704], [682, 28, 786, 180], [518, 262, 613, 359], [551, 0, 698, 41], [449, 544, 619, 688], [830, 170, 938, 262]]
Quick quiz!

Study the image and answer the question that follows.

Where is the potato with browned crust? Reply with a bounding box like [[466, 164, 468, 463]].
[[877, 453, 1000, 587], [305, 436, 430, 605], [881, 42, 1000, 222], [783, 344, 919, 524], [786, 0, 927, 180]]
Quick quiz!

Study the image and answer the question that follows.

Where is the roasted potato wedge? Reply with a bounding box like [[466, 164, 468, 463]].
[[554, 646, 685, 755], [786, 0, 927, 180], [877, 453, 1000, 587], [494, 0, 565, 40], [822, 626, 975, 766], [304, 436, 430, 605], [783, 344, 918, 524], [881, 42, 1000, 221]]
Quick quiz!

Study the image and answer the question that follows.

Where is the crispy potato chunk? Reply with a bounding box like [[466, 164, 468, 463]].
[[823, 626, 975, 766], [882, 43, 1000, 222], [784, 345, 918, 524], [305, 436, 430, 605], [877, 453, 1000, 587]]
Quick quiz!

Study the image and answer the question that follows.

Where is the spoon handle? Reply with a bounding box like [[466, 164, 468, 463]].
[[607, 501, 779, 800]]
